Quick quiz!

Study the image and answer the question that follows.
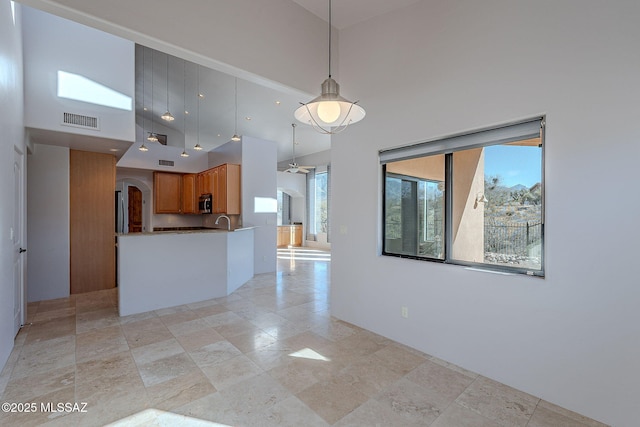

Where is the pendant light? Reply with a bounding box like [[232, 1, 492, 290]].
[[161, 54, 175, 122], [147, 49, 159, 142], [180, 60, 189, 157], [193, 65, 203, 150], [294, 0, 365, 135], [294, 0, 365, 134], [138, 47, 149, 152], [231, 77, 241, 142]]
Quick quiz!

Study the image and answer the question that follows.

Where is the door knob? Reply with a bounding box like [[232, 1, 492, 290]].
[[19, 248, 27, 253]]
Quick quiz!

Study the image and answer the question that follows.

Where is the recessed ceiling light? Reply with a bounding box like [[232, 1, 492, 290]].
[[143, 107, 148, 111], [109, 148, 119, 152], [217, 134, 221, 137], [185, 110, 189, 115], [198, 93, 205, 99], [275, 101, 281, 105], [245, 117, 251, 121]]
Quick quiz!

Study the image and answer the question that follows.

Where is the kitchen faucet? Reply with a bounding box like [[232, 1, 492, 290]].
[[215, 215, 231, 231]]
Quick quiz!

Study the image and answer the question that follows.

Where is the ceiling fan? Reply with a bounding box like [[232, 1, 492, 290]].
[[285, 124, 315, 174]]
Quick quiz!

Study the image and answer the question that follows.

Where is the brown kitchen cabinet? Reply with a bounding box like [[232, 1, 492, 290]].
[[198, 168, 214, 196], [182, 173, 198, 214], [197, 164, 240, 214], [214, 163, 241, 214], [277, 225, 302, 247], [154, 171, 183, 213]]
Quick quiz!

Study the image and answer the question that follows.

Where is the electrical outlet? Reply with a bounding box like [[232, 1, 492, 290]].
[[401, 306, 409, 318]]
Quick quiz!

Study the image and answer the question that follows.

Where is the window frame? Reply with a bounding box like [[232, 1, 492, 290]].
[[380, 117, 545, 277]]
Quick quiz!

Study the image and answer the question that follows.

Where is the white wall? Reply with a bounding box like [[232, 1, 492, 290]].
[[331, 1, 640, 426], [22, 5, 134, 142], [27, 144, 70, 302], [240, 136, 277, 274], [0, 0, 25, 372]]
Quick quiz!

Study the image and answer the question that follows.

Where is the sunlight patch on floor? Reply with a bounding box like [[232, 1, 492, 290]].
[[277, 247, 331, 262], [105, 409, 230, 427]]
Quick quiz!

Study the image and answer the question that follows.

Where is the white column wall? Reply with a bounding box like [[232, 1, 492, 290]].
[[240, 136, 277, 274], [331, 1, 640, 426]]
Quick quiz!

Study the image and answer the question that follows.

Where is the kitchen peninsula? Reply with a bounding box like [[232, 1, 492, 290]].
[[117, 227, 254, 316]]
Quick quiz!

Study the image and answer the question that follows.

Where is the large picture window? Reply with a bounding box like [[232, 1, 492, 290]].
[[381, 118, 544, 276]]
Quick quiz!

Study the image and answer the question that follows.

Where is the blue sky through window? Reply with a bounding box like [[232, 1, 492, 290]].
[[484, 145, 541, 188]]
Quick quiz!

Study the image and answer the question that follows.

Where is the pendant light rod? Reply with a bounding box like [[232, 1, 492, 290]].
[[194, 65, 203, 150], [328, 0, 331, 78], [162, 54, 175, 121], [231, 77, 241, 141], [180, 59, 188, 157], [139, 46, 148, 151], [147, 49, 158, 142]]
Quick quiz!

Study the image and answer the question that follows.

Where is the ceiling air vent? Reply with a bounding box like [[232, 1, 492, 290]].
[[158, 160, 174, 167], [62, 112, 99, 130]]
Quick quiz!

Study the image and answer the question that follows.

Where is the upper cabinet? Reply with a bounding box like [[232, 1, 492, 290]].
[[213, 164, 241, 215], [154, 172, 182, 214], [155, 164, 241, 215], [182, 173, 198, 214]]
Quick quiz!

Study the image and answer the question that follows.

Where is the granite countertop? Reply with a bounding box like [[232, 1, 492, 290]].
[[118, 226, 255, 236]]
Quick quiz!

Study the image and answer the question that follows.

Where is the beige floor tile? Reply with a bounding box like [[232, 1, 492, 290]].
[[11, 335, 76, 379], [174, 327, 225, 352], [431, 402, 503, 427], [145, 369, 216, 411], [213, 318, 261, 339], [168, 318, 215, 337], [75, 325, 128, 363], [371, 342, 429, 375], [122, 318, 175, 348], [200, 354, 263, 390], [76, 307, 120, 334], [456, 376, 539, 427], [157, 309, 200, 326], [375, 377, 451, 426], [2, 364, 74, 402], [337, 354, 403, 398], [0, 385, 75, 427], [75, 351, 144, 401], [529, 400, 610, 427], [137, 352, 198, 387], [333, 398, 421, 427], [130, 338, 184, 366], [224, 329, 277, 354], [259, 396, 330, 427], [188, 340, 243, 368], [296, 375, 370, 424], [405, 359, 477, 404], [24, 315, 76, 345]]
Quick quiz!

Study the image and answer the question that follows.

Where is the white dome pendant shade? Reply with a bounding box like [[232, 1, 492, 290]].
[[294, 0, 365, 134], [294, 77, 365, 134]]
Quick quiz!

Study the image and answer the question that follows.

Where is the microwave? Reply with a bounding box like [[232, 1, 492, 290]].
[[198, 194, 212, 214]]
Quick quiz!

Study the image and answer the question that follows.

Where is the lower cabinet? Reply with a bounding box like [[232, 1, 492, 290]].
[[277, 225, 302, 247]]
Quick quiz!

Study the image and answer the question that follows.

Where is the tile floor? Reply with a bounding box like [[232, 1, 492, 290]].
[[0, 248, 607, 427]]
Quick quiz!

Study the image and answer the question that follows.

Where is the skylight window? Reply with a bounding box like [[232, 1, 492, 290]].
[[57, 70, 132, 111]]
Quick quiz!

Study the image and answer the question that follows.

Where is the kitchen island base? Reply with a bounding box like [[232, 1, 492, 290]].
[[117, 228, 254, 316]]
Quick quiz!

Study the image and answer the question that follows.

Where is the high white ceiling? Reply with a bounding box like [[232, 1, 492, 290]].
[[292, 0, 422, 29], [32, 1, 422, 169]]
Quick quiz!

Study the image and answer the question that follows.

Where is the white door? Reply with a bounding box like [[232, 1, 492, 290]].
[[13, 148, 25, 336]]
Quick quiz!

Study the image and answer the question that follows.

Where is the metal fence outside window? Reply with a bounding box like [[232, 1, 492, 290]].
[[484, 220, 542, 256]]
